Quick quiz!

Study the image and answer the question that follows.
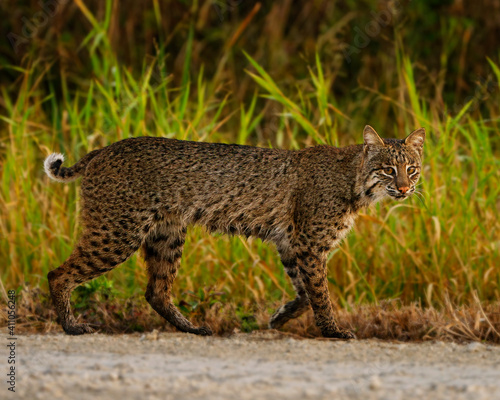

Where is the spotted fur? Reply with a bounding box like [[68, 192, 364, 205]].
[[45, 125, 425, 338]]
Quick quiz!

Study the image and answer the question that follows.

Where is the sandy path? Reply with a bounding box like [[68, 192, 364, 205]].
[[8, 331, 500, 400]]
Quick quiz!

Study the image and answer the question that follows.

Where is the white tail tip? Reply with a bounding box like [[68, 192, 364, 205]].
[[44, 153, 66, 182]]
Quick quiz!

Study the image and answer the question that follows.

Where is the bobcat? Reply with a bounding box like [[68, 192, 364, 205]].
[[45, 125, 425, 338]]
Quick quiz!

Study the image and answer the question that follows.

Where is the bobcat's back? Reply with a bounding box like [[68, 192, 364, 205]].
[[80, 137, 299, 241]]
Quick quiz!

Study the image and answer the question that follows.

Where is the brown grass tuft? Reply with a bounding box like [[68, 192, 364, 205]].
[[1, 285, 498, 344]]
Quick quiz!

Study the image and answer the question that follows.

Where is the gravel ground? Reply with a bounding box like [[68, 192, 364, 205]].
[[6, 331, 500, 400]]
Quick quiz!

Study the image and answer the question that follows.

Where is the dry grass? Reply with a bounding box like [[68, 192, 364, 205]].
[[2, 285, 499, 344]]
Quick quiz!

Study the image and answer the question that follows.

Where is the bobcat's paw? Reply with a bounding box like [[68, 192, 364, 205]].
[[322, 328, 356, 340], [194, 326, 213, 336], [268, 314, 286, 330], [63, 323, 95, 335]]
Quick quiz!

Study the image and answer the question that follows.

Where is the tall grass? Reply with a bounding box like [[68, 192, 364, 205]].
[[1, 2, 499, 323]]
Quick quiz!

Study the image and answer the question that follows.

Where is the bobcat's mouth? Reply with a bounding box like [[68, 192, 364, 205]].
[[386, 188, 410, 200]]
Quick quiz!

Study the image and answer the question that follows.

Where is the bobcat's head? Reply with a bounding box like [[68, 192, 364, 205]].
[[361, 125, 425, 202]]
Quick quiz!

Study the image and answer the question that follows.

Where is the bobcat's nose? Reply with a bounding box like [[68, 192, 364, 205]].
[[398, 186, 410, 194]]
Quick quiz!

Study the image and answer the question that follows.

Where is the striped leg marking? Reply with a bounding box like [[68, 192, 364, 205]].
[[143, 223, 212, 336]]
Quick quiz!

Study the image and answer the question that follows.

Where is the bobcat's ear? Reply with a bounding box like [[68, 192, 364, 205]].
[[405, 128, 426, 151], [363, 125, 385, 148]]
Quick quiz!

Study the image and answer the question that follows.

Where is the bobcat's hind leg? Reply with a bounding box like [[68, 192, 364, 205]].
[[143, 222, 212, 336], [269, 248, 310, 330], [48, 228, 139, 335]]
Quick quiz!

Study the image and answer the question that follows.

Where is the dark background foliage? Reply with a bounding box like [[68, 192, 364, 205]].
[[2, 0, 500, 136]]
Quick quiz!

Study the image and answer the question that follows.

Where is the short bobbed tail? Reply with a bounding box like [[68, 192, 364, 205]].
[[44, 148, 104, 183], [44, 153, 77, 182]]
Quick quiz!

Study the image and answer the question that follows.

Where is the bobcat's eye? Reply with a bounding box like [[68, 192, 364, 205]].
[[407, 166, 416, 175], [383, 167, 395, 175]]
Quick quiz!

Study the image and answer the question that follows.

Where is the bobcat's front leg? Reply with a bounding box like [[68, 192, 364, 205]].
[[296, 251, 355, 339]]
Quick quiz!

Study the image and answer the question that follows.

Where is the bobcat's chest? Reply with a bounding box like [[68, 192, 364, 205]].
[[330, 213, 357, 247]]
